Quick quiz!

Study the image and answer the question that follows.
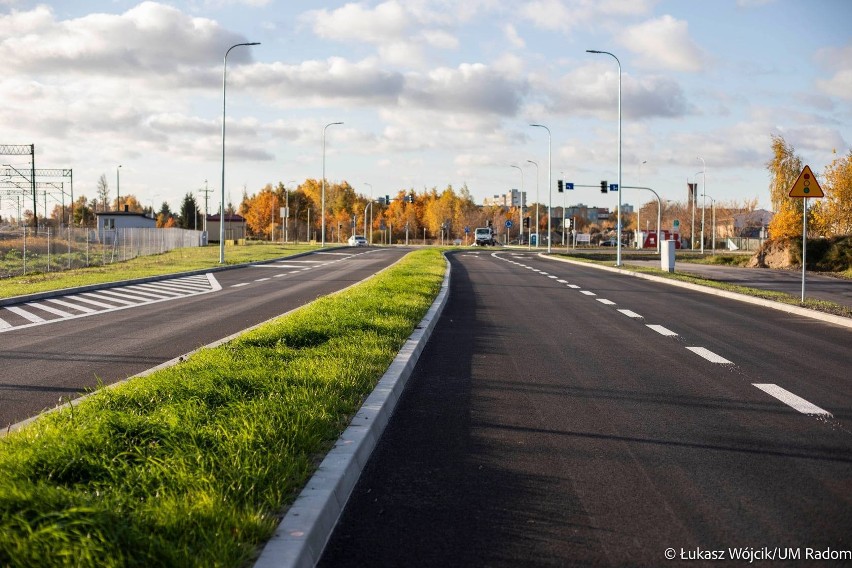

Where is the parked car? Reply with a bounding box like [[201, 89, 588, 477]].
[[348, 235, 368, 246]]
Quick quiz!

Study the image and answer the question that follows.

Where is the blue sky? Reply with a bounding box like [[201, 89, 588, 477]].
[[1, 0, 850, 220]]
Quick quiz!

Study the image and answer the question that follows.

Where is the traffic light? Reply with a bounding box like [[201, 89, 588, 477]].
[[385, 195, 390, 204], [558, 180, 564, 193], [600, 180, 608, 193], [523, 217, 530, 228], [406, 194, 414, 203], [486, 219, 492, 227]]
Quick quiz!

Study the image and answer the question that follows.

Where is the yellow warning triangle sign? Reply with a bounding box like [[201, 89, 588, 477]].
[[788, 165, 824, 198]]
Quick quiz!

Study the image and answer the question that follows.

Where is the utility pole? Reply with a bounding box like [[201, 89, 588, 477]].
[[199, 180, 212, 234]]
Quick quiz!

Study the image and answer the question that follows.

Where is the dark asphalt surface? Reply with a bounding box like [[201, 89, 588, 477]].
[[0, 248, 407, 428], [319, 250, 851, 567]]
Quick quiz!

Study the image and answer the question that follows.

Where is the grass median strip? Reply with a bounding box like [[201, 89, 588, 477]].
[[0, 248, 446, 567]]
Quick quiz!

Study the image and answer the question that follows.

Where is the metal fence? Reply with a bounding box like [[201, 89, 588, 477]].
[[0, 226, 204, 278], [723, 237, 766, 252]]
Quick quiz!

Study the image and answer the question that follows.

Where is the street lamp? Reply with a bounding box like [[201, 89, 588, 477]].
[[702, 193, 716, 252], [587, 49, 622, 266], [624, 185, 662, 254], [637, 160, 646, 248], [219, 41, 260, 264], [530, 123, 552, 253], [321, 121, 344, 248], [116, 165, 122, 211], [363, 182, 373, 243], [510, 165, 524, 246], [697, 157, 706, 254], [526, 159, 539, 249]]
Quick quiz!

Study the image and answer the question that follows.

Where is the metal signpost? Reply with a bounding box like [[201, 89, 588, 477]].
[[787, 165, 824, 302]]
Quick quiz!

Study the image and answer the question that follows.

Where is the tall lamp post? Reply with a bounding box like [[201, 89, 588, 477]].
[[321, 121, 343, 248], [697, 157, 706, 253], [116, 164, 121, 211], [530, 123, 552, 253], [702, 193, 716, 252], [510, 165, 524, 245], [526, 159, 539, 249], [363, 182, 373, 243], [587, 49, 622, 266], [219, 41, 260, 264]]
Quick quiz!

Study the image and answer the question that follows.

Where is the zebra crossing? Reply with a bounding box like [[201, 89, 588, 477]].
[[0, 273, 221, 333]]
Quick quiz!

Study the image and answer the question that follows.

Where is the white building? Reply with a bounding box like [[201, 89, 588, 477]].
[[483, 189, 526, 208]]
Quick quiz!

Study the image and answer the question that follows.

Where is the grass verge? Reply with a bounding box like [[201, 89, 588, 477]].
[[0, 242, 323, 299], [554, 253, 852, 319], [0, 248, 446, 567]]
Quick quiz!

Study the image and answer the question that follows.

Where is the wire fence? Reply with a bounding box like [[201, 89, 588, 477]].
[[0, 226, 205, 279]]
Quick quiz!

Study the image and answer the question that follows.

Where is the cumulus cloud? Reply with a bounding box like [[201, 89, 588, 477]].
[[0, 2, 248, 80], [620, 15, 708, 72], [519, 0, 653, 32], [503, 23, 525, 49], [402, 63, 527, 115], [815, 44, 852, 100]]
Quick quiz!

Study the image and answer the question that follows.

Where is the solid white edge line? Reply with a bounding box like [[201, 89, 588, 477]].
[[753, 383, 832, 416], [686, 346, 734, 364]]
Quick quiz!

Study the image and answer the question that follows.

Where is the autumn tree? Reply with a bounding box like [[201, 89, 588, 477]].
[[766, 134, 804, 239], [812, 150, 852, 236]]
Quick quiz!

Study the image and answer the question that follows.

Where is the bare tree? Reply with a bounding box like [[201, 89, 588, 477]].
[[97, 174, 110, 212]]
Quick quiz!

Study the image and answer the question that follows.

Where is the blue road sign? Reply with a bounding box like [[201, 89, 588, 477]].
[[609, 184, 619, 192], [464, 226, 470, 233], [566, 182, 574, 190], [505, 220, 513, 228]]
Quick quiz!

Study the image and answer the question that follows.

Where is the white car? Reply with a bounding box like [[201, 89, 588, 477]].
[[348, 235, 368, 246]]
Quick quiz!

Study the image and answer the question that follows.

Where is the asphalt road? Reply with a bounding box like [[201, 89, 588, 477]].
[[0, 247, 407, 429], [320, 250, 851, 567]]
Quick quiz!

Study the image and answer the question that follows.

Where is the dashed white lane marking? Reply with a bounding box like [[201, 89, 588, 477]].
[[274, 274, 286, 278], [752, 383, 832, 416], [5, 306, 45, 323], [568, 284, 581, 289], [580, 290, 596, 296], [647, 324, 678, 337], [547, 275, 558, 279], [232, 283, 250, 288], [686, 347, 733, 364], [255, 278, 270, 282], [289, 271, 301, 274], [596, 299, 616, 305], [556, 279, 568, 283], [253, 264, 304, 268], [617, 309, 643, 319]]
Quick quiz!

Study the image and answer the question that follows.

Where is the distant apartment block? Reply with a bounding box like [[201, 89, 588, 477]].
[[483, 189, 526, 208]]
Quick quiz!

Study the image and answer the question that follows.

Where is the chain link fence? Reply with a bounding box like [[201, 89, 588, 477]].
[[0, 226, 204, 278]]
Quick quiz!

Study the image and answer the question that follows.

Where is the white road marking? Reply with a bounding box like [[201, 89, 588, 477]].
[[254, 264, 304, 268], [547, 275, 558, 279], [556, 279, 568, 283], [255, 278, 270, 282], [45, 298, 96, 313], [0, 317, 10, 329], [647, 324, 678, 337], [568, 284, 581, 289], [752, 383, 832, 416], [580, 290, 596, 296], [66, 295, 115, 309], [617, 309, 643, 319], [686, 347, 733, 364], [5, 306, 46, 323], [25, 303, 73, 318], [596, 299, 616, 305], [80, 292, 134, 305], [232, 283, 250, 288], [274, 274, 285, 277]]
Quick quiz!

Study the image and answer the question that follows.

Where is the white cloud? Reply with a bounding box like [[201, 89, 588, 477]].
[[815, 44, 852, 100], [503, 23, 525, 49], [302, 1, 411, 44], [620, 15, 708, 72], [519, 0, 654, 32], [403, 63, 527, 115]]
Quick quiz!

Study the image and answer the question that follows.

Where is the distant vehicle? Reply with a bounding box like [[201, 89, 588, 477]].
[[474, 227, 496, 246], [348, 235, 368, 247], [601, 238, 617, 246]]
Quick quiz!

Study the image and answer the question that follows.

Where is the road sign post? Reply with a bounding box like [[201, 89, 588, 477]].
[[788, 165, 824, 302]]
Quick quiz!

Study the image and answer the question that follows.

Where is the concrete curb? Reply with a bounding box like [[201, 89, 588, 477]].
[[254, 254, 452, 568], [541, 254, 852, 330], [0, 249, 324, 307]]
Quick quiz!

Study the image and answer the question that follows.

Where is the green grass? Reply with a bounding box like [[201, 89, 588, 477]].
[[0, 242, 323, 299], [0, 248, 446, 567], [554, 253, 852, 319]]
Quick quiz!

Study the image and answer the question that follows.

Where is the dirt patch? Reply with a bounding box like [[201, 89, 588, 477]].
[[748, 239, 794, 268]]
